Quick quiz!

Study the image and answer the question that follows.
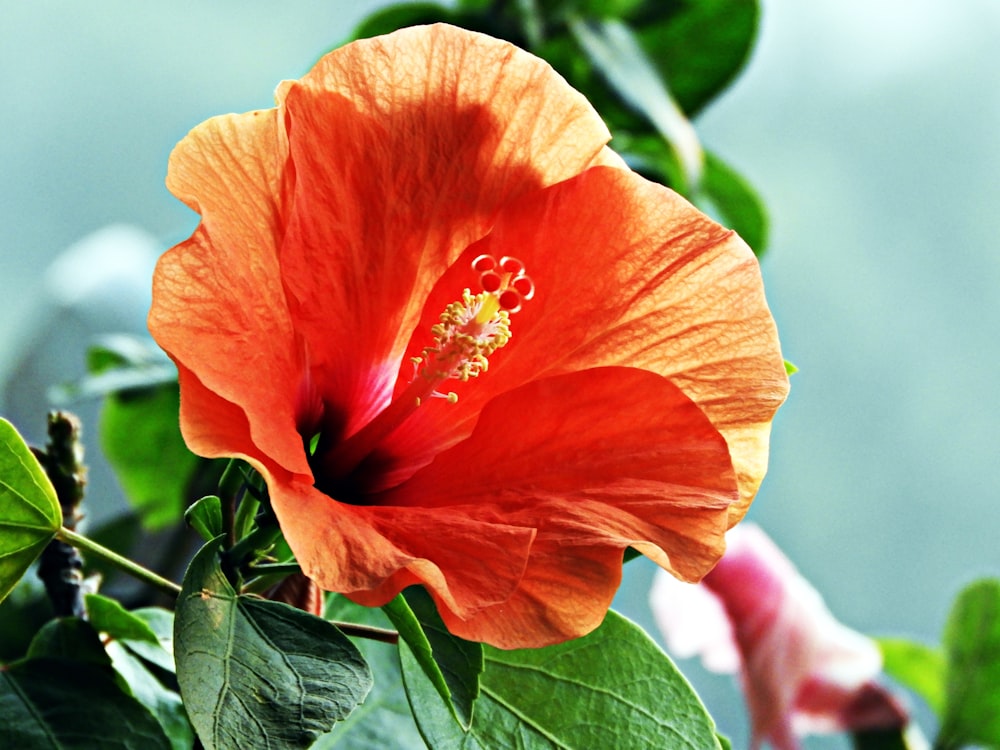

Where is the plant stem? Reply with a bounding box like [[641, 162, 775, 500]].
[[218, 459, 244, 550], [35, 411, 87, 617], [332, 621, 399, 644], [247, 562, 302, 577], [57, 527, 182, 598]]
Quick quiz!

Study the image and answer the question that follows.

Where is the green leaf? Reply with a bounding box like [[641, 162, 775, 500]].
[[174, 539, 373, 750], [784, 359, 799, 376], [698, 150, 769, 255], [313, 595, 424, 749], [100, 383, 200, 530], [938, 577, 1000, 749], [232, 489, 260, 541], [569, 16, 702, 190], [0, 573, 51, 662], [383, 588, 483, 730], [22, 612, 190, 749], [403, 588, 483, 728], [86, 592, 161, 645], [0, 417, 62, 605], [86, 333, 172, 376], [106, 640, 194, 750], [50, 334, 178, 403], [185, 494, 224, 542], [0, 657, 171, 749], [630, 0, 760, 117], [123, 607, 177, 674], [877, 636, 946, 716], [405, 609, 722, 749], [27, 617, 112, 667], [610, 130, 688, 188]]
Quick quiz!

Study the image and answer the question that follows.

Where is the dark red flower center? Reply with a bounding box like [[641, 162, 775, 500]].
[[309, 254, 534, 503]]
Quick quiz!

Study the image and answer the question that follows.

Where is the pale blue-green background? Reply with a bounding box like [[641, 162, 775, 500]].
[[2, 1, 997, 746]]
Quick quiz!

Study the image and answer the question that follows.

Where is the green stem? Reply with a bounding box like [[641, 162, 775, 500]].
[[226, 523, 283, 569], [247, 562, 302, 577], [56, 527, 182, 598]]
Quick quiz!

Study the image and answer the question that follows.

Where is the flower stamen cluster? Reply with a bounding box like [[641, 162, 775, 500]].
[[411, 254, 532, 387], [415, 289, 511, 382], [324, 255, 533, 478]]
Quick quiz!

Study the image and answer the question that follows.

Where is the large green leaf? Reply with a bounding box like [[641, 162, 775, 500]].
[[25, 613, 191, 749], [313, 595, 424, 749], [27, 616, 113, 667], [100, 383, 200, 530], [0, 418, 62, 605], [542, 1, 758, 124], [404, 609, 722, 749], [383, 588, 483, 730], [877, 636, 946, 717], [174, 540, 373, 750], [0, 656, 171, 749], [938, 578, 1000, 749]]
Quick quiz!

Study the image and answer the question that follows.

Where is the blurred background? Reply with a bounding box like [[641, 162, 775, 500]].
[[2, 1, 997, 746]]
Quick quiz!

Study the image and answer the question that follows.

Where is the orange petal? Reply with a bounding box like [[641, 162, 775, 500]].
[[267, 477, 536, 620], [174, 362, 260, 463], [273, 24, 613, 439], [437, 543, 625, 648], [173, 356, 535, 625], [149, 109, 309, 476], [376, 366, 738, 646], [389, 165, 787, 520]]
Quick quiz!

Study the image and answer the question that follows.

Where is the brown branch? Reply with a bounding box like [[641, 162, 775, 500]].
[[34, 411, 88, 618]]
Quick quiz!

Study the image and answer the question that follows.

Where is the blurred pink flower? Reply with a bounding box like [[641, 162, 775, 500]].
[[650, 523, 909, 750]]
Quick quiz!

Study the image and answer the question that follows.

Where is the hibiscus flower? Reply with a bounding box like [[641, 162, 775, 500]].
[[650, 523, 912, 749], [149, 24, 788, 648]]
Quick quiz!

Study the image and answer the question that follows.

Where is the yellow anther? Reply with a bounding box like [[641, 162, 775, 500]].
[[416, 289, 511, 383]]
